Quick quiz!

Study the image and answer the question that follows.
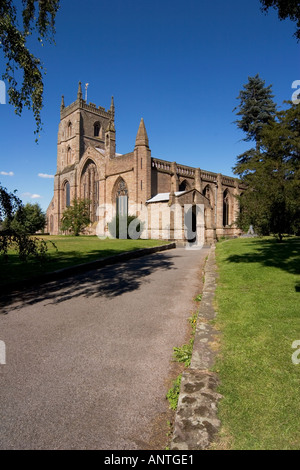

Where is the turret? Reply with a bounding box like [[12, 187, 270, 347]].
[[135, 118, 149, 148], [77, 81, 83, 100], [105, 119, 116, 157]]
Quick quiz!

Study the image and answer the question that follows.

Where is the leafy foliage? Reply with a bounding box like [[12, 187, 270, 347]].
[[166, 374, 182, 411], [173, 340, 194, 367], [4, 202, 46, 234], [108, 214, 145, 239], [0, 0, 60, 138], [60, 199, 91, 236], [260, 0, 300, 41], [0, 183, 52, 260]]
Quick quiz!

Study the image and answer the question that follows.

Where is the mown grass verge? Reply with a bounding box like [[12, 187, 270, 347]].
[[214, 236, 300, 450]]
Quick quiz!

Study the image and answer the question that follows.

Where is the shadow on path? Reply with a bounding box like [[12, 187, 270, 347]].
[[0, 252, 177, 314]]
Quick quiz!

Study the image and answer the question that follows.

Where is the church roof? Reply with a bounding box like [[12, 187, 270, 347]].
[[146, 191, 186, 203], [95, 147, 122, 157]]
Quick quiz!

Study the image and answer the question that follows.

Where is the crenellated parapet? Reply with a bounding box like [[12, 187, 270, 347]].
[[60, 99, 114, 121]]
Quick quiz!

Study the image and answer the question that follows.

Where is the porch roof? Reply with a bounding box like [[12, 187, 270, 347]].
[[146, 191, 186, 203]]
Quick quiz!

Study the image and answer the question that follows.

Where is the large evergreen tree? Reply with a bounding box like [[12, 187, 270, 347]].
[[234, 74, 277, 154], [235, 101, 300, 240]]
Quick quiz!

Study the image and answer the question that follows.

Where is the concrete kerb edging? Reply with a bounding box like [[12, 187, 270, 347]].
[[170, 244, 223, 451], [3, 242, 176, 295]]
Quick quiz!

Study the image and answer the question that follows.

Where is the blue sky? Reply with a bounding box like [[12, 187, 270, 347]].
[[0, 0, 299, 212]]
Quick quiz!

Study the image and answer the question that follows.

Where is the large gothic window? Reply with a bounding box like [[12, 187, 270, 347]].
[[114, 178, 128, 216], [81, 160, 99, 223]]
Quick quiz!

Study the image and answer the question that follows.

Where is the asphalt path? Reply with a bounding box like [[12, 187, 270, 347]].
[[0, 246, 209, 450]]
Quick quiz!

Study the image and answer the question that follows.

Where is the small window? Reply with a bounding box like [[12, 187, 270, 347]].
[[94, 122, 100, 137], [67, 147, 72, 165], [141, 180, 143, 190], [68, 122, 72, 138], [141, 158, 143, 169]]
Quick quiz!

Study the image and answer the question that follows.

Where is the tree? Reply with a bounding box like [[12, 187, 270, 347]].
[[7, 202, 46, 234], [235, 101, 300, 240], [260, 0, 300, 41], [0, 0, 60, 138], [60, 199, 91, 236], [108, 214, 145, 239], [234, 74, 277, 154], [0, 183, 51, 260]]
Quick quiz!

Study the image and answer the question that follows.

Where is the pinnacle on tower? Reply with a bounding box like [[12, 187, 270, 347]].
[[110, 95, 115, 121], [77, 81, 83, 100], [135, 118, 149, 148], [194, 168, 202, 192], [60, 95, 65, 110], [107, 118, 115, 132]]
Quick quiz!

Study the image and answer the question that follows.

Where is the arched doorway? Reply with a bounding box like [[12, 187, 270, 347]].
[[185, 205, 197, 243]]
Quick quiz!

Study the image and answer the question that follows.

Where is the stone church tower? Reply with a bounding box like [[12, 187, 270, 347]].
[[47, 83, 244, 242]]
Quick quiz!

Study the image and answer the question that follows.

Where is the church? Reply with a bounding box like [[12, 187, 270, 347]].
[[46, 82, 244, 243]]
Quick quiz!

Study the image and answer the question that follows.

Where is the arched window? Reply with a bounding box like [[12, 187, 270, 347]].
[[65, 181, 70, 208], [50, 215, 54, 233], [114, 177, 128, 216], [67, 147, 72, 165], [203, 184, 212, 202], [67, 121, 72, 138], [179, 179, 191, 192], [223, 189, 230, 227], [94, 122, 101, 137]]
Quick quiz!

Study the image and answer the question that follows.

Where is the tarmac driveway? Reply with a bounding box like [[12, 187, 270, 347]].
[[0, 246, 209, 450]]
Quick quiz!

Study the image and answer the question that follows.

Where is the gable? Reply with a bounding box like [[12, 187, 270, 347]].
[[175, 189, 211, 207]]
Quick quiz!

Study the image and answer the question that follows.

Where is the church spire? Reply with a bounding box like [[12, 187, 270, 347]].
[[77, 81, 83, 100], [135, 118, 149, 148]]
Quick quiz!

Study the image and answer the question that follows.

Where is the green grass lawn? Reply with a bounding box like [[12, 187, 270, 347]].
[[214, 236, 300, 450], [0, 235, 168, 287]]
